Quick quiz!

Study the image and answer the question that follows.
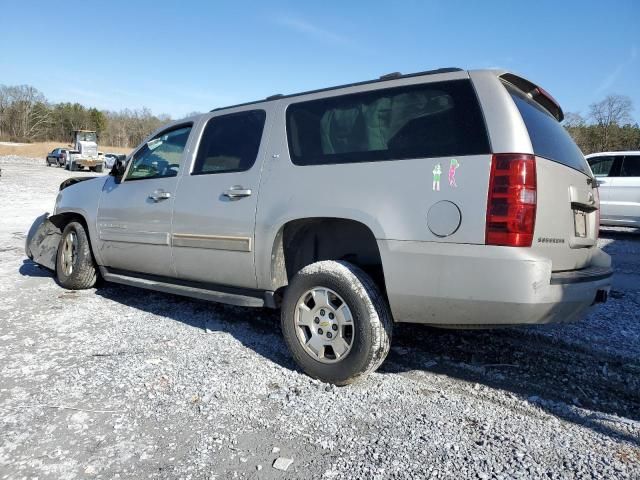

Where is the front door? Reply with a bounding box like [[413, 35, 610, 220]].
[[171, 109, 269, 288], [97, 124, 194, 277], [590, 155, 618, 217]]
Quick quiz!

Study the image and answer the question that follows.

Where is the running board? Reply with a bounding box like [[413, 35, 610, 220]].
[[99, 267, 267, 308]]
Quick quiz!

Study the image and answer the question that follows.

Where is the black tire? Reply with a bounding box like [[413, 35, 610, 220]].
[[95, 164, 104, 173], [46, 159, 51, 167], [55, 221, 97, 289], [281, 260, 392, 385]]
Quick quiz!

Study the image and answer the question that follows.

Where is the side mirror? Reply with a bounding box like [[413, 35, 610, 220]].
[[110, 158, 127, 183]]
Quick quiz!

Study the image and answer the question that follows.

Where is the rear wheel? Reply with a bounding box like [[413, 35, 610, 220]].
[[281, 260, 392, 385], [95, 164, 104, 173], [55, 221, 97, 289]]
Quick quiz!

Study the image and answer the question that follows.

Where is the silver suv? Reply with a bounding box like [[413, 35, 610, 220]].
[[26, 68, 612, 384]]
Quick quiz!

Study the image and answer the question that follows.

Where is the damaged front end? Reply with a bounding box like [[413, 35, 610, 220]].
[[25, 176, 99, 271], [25, 213, 63, 271]]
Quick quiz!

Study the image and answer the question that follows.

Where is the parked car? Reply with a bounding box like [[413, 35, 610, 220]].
[[26, 68, 612, 384], [586, 151, 640, 228], [103, 153, 122, 170], [45, 148, 70, 167]]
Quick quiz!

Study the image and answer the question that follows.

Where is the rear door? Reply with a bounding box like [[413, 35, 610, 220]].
[[97, 124, 193, 277], [171, 109, 269, 288], [504, 82, 598, 271], [607, 154, 640, 225]]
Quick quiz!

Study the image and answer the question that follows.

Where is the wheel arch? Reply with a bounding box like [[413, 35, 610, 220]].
[[48, 210, 100, 265], [268, 217, 387, 300]]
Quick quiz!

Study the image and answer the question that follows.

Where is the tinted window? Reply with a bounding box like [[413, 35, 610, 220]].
[[193, 110, 266, 175], [126, 125, 192, 181], [620, 155, 640, 177], [588, 156, 617, 177], [506, 83, 589, 175], [286, 80, 490, 166]]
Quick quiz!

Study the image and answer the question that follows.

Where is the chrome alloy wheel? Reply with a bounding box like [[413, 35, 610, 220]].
[[294, 287, 354, 363], [61, 231, 78, 276]]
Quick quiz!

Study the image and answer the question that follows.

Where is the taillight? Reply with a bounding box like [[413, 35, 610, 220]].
[[593, 187, 600, 240], [486, 153, 537, 247]]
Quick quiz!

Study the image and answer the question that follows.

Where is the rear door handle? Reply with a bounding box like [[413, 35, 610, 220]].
[[223, 186, 252, 199], [149, 190, 171, 202]]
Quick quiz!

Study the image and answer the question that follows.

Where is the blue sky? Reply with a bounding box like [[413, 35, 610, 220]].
[[1, 0, 638, 121]]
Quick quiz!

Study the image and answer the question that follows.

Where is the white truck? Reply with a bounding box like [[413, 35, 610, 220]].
[[65, 130, 105, 172]]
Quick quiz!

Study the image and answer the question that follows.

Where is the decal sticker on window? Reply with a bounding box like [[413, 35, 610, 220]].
[[448, 158, 459, 187], [432, 163, 442, 191]]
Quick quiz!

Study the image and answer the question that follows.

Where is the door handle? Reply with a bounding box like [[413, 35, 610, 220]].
[[149, 190, 171, 202], [223, 186, 252, 199]]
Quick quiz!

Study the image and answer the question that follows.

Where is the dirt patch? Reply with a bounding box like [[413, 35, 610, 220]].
[[0, 141, 131, 158]]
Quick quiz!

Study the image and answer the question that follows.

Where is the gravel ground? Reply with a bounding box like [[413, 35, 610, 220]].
[[1, 155, 639, 479]]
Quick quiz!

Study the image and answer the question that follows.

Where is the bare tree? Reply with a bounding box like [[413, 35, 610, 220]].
[[563, 112, 586, 128], [589, 94, 633, 126], [588, 95, 633, 151]]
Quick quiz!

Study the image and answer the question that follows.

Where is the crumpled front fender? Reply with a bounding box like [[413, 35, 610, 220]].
[[25, 213, 62, 271]]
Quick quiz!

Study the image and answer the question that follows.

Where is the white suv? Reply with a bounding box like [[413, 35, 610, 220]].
[[587, 151, 640, 227]]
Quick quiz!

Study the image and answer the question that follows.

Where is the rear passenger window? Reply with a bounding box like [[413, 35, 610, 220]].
[[588, 156, 616, 177], [286, 80, 490, 166], [620, 156, 640, 177], [192, 110, 266, 175], [506, 83, 590, 175]]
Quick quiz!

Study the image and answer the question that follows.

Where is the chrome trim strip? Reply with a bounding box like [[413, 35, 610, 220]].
[[99, 229, 170, 245], [172, 233, 252, 252]]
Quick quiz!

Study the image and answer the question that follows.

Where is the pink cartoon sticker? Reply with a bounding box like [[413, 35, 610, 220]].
[[448, 158, 459, 187]]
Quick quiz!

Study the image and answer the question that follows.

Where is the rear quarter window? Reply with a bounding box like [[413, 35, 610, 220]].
[[506, 83, 589, 175], [620, 155, 640, 177], [286, 79, 490, 166]]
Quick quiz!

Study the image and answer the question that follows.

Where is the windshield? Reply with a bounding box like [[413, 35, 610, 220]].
[[76, 131, 97, 142]]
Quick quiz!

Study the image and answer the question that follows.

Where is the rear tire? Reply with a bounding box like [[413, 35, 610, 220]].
[[55, 221, 97, 289], [281, 260, 392, 385], [95, 164, 104, 173]]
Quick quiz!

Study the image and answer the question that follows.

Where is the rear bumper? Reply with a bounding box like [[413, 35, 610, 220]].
[[378, 240, 612, 327]]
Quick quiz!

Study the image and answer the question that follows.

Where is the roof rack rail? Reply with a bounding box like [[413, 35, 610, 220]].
[[210, 67, 464, 112], [379, 72, 402, 80]]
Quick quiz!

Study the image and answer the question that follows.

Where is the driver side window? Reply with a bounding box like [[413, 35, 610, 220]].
[[126, 125, 192, 181]]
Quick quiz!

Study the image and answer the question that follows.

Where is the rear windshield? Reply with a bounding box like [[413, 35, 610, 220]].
[[506, 83, 589, 175], [286, 79, 490, 166]]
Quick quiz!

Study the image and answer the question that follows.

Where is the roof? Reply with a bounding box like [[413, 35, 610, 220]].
[[210, 67, 464, 112], [585, 151, 640, 158]]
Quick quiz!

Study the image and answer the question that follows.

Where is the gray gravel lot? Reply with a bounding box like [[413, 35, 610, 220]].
[[1, 155, 639, 479]]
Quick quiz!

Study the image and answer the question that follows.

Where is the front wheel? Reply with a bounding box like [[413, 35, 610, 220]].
[[56, 221, 97, 289], [281, 260, 392, 385]]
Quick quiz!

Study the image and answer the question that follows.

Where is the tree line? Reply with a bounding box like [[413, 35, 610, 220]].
[[564, 94, 639, 154], [0, 83, 638, 153], [0, 84, 171, 148]]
